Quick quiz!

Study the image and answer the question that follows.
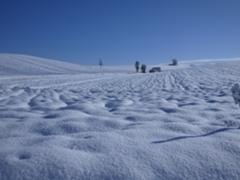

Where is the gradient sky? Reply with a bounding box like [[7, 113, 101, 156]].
[[0, 0, 240, 65]]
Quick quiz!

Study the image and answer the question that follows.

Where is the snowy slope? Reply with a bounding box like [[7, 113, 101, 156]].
[[1, 55, 240, 180], [0, 54, 132, 75]]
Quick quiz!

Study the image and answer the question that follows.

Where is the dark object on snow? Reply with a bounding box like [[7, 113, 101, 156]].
[[169, 59, 178, 66], [135, 61, 140, 72], [99, 59, 103, 67], [149, 67, 161, 73], [141, 64, 147, 73], [231, 83, 240, 107]]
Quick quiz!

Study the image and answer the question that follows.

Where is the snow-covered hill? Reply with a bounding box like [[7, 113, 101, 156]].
[[0, 54, 86, 75], [0, 54, 132, 75], [1, 54, 240, 180]]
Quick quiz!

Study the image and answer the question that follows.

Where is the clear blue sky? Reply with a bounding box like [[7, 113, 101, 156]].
[[0, 0, 240, 65]]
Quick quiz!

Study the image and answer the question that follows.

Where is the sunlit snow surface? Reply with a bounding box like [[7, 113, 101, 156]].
[[1, 54, 240, 180]]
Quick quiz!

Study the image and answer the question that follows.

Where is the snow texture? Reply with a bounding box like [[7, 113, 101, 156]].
[[0, 54, 132, 75], [1, 54, 240, 180]]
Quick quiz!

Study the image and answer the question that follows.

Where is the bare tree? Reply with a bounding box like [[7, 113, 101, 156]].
[[99, 58, 103, 71]]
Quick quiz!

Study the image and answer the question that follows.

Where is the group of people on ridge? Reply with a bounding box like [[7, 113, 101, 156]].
[[135, 61, 146, 73]]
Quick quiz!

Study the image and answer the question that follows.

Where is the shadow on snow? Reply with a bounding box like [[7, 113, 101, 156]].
[[152, 127, 240, 144]]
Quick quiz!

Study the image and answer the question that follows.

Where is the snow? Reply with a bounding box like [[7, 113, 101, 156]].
[[1, 54, 240, 180], [0, 54, 132, 75]]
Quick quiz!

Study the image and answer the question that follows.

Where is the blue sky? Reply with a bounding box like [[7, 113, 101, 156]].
[[0, 0, 240, 65]]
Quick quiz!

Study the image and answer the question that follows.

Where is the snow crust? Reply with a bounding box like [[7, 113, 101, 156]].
[[1, 54, 240, 180]]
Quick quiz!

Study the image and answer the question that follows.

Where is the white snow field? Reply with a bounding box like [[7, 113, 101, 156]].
[[1, 54, 240, 180]]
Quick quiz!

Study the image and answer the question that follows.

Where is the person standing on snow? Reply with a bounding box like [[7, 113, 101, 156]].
[[135, 61, 140, 72], [141, 64, 147, 73]]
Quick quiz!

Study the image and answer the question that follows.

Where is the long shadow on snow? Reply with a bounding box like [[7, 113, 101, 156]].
[[152, 127, 240, 144]]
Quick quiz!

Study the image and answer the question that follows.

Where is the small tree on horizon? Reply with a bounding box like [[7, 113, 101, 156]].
[[171, 59, 178, 66], [99, 58, 103, 71]]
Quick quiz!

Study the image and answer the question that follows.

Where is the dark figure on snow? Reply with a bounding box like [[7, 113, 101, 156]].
[[141, 64, 147, 73], [135, 61, 140, 72]]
